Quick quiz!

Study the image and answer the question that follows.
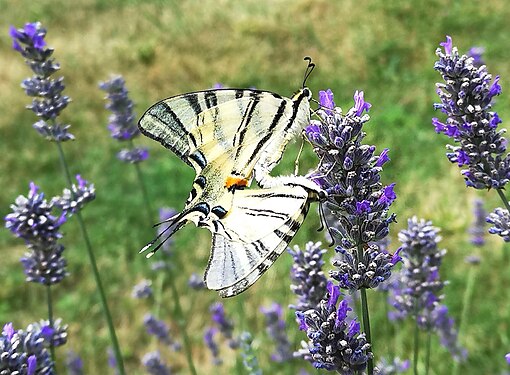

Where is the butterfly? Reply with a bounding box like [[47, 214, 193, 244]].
[[138, 57, 324, 297]]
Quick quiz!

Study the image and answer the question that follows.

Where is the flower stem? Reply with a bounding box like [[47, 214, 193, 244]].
[[425, 330, 431, 375], [129, 139, 153, 222], [55, 141, 126, 375], [496, 188, 510, 212], [413, 317, 420, 375], [46, 285, 56, 363], [356, 243, 373, 374], [167, 268, 198, 375], [452, 263, 477, 375], [154, 273, 165, 320]]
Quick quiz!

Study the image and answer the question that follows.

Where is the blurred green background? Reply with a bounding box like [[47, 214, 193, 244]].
[[1, 0, 510, 373]]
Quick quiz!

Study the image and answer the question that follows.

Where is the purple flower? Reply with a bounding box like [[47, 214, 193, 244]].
[[188, 273, 206, 290], [0, 322, 54, 374], [99, 75, 139, 141], [9, 22, 74, 141], [433, 35, 510, 189], [469, 199, 486, 246], [260, 303, 292, 362], [331, 243, 399, 290], [210, 302, 238, 348], [141, 351, 171, 375], [388, 217, 466, 361], [5, 182, 68, 285], [28, 318, 68, 348], [467, 46, 485, 67], [487, 207, 510, 242], [132, 279, 153, 299], [288, 242, 328, 311], [143, 314, 180, 351], [375, 357, 410, 374], [439, 35, 453, 55], [295, 281, 372, 373], [204, 327, 222, 365], [305, 89, 398, 292], [52, 175, 95, 215], [66, 351, 84, 375], [353, 90, 371, 116], [117, 147, 149, 163], [5, 182, 64, 245], [319, 89, 335, 115], [506, 353, 510, 365]]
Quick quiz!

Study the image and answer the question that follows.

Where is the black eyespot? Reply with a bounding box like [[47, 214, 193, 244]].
[[302, 87, 312, 99]]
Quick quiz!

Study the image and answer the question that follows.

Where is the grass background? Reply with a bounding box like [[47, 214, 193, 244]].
[[1, 0, 510, 373]]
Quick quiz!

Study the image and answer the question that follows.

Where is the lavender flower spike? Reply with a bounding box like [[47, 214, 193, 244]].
[[389, 217, 466, 360], [210, 302, 238, 348], [288, 241, 328, 312], [469, 199, 486, 246], [52, 174, 95, 215], [203, 327, 222, 365], [305, 89, 398, 292], [0, 322, 54, 374], [142, 351, 171, 375], [433, 35, 510, 189], [487, 207, 510, 242], [295, 281, 372, 373], [260, 303, 292, 362], [99, 75, 148, 163], [5, 182, 68, 285], [9, 22, 74, 141]]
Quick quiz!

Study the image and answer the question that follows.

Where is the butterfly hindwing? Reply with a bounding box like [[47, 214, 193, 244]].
[[204, 183, 314, 297]]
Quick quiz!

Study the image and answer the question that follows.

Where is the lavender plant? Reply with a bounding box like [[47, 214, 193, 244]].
[[99, 75, 148, 163], [143, 314, 180, 351], [204, 327, 222, 366], [9, 21, 125, 374], [210, 303, 238, 349], [141, 351, 172, 375], [295, 281, 372, 373], [288, 242, 328, 312], [132, 279, 154, 299], [433, 36, 510, 243], [304, 89, 400, 373], [388, 217, 466, 373], [0, 322, 54, 374], [260, 303, 292, 362], [469, 199, 487, 246], [65, 351, 84, 375]]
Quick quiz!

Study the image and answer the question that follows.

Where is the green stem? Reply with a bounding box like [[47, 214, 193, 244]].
[[46, 285, 56, 364], [357, 243, 373, 375], [424, 330, 431, 375], [129, 139, 153, 222], [55, 141, 126, 375], [453, 264, 477, 375], [413, 320, 420, 375], [154, 273, 165, 320], [167, 268, 198, 375], [496, 188, 510, 212]]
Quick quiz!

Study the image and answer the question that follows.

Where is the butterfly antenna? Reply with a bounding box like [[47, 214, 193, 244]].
[[302, 56, 315, 88]]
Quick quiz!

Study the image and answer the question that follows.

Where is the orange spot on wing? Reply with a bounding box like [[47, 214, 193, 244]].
[[225, 176, 248, 189]]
